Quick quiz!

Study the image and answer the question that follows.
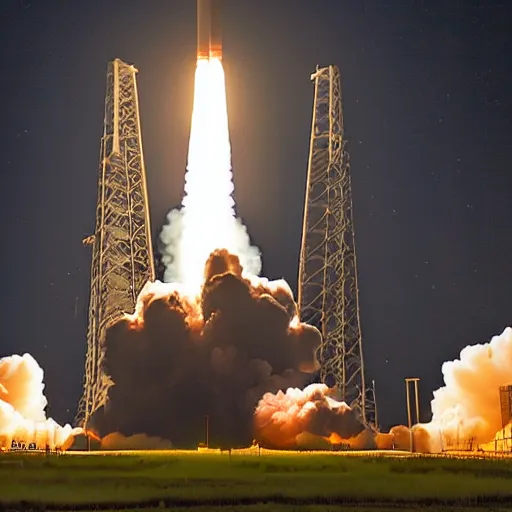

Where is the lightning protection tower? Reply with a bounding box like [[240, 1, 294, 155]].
[[298, 65, 375, 425], [76, 59, 155, 428]]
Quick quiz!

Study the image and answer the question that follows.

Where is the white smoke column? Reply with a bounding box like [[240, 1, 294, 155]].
[[0, 353, 82, 449], [421, 326, 512, 451], [160, 58, 261, 293]]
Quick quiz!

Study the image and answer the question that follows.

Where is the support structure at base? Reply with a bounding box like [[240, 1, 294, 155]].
[[298, 65, 375, 426], [76, 59, 155, 428]]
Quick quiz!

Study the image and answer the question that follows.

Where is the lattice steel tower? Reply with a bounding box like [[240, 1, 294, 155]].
[[76, 59, 155, 428], [298, 65, 375, 425]]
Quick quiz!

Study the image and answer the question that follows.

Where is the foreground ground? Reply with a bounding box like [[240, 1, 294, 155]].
[[1, 449, 512, 511]]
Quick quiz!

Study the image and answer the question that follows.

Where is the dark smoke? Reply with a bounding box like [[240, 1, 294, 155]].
[[92, 250, 321, 448], [101, 432, 173, 450]]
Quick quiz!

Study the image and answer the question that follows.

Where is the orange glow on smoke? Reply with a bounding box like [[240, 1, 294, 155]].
[[85, 429, 101, 442], [327, 432, 344, 445]]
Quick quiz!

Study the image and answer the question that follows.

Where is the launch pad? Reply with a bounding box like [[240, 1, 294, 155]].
[[68, 0, 510, 456]]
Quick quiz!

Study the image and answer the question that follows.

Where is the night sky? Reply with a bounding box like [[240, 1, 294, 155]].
[[1, 0, 511, 432]]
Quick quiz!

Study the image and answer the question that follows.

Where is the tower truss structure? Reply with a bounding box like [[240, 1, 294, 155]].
[[298, 65, 374, 425], [76, 59, 155, 428]]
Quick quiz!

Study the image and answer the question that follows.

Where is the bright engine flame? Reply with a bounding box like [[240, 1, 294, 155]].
[[182, 58, 234, 289], [160, 58, 260, 293]]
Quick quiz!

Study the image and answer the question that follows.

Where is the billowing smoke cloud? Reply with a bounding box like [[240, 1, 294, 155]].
[[374, 425, 431, 453], [254, 384, 367, 449], [0, 353, 81, 449], [160, 210, 261, 290], [418, 326, 512, 451], [96, 242, 512, 452], [374, 326, 512, 453], [252, 324, 512, 453], [92, 249, 322, 448]]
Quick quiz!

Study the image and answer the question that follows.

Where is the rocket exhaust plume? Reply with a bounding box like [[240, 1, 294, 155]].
[[0, 354, 81, 450], [160, 3, 260, 294]]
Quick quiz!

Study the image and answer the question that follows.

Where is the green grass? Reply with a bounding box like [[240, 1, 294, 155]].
[[91, 508, 512, 512], [1, 450, 512, 510]]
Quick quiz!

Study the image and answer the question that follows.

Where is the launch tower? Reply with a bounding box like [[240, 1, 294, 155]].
[[298, 65, 375, 425], [76, 59, 155, 428]]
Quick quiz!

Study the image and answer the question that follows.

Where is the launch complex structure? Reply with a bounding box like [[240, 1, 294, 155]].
[[75, 58, 378, 432]]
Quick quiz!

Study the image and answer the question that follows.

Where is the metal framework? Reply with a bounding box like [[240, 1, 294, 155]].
[[298, 65, 374, 425], [76, 59, 155, 428]]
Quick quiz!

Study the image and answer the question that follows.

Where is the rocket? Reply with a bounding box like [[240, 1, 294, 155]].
[[197, 0, 222, 60]]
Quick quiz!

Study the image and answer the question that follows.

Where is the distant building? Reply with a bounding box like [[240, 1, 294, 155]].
[[500, 385, 512, 428]]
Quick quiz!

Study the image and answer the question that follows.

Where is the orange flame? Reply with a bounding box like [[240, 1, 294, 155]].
[[85, 429, 101, 442], [327, 432, 344, 445]]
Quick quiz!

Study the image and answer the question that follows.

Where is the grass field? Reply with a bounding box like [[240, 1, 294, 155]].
[[1, 449, 512, 510]]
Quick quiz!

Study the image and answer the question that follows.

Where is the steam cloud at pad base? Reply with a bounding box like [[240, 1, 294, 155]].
[[256, 323, 512, 453], [89, 249, 366, 448], [389, 326, 512, 454], [0, 354, 82, 450]]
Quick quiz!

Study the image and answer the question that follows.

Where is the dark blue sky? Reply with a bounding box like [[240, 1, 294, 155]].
[[1, 0, 511, 430]]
